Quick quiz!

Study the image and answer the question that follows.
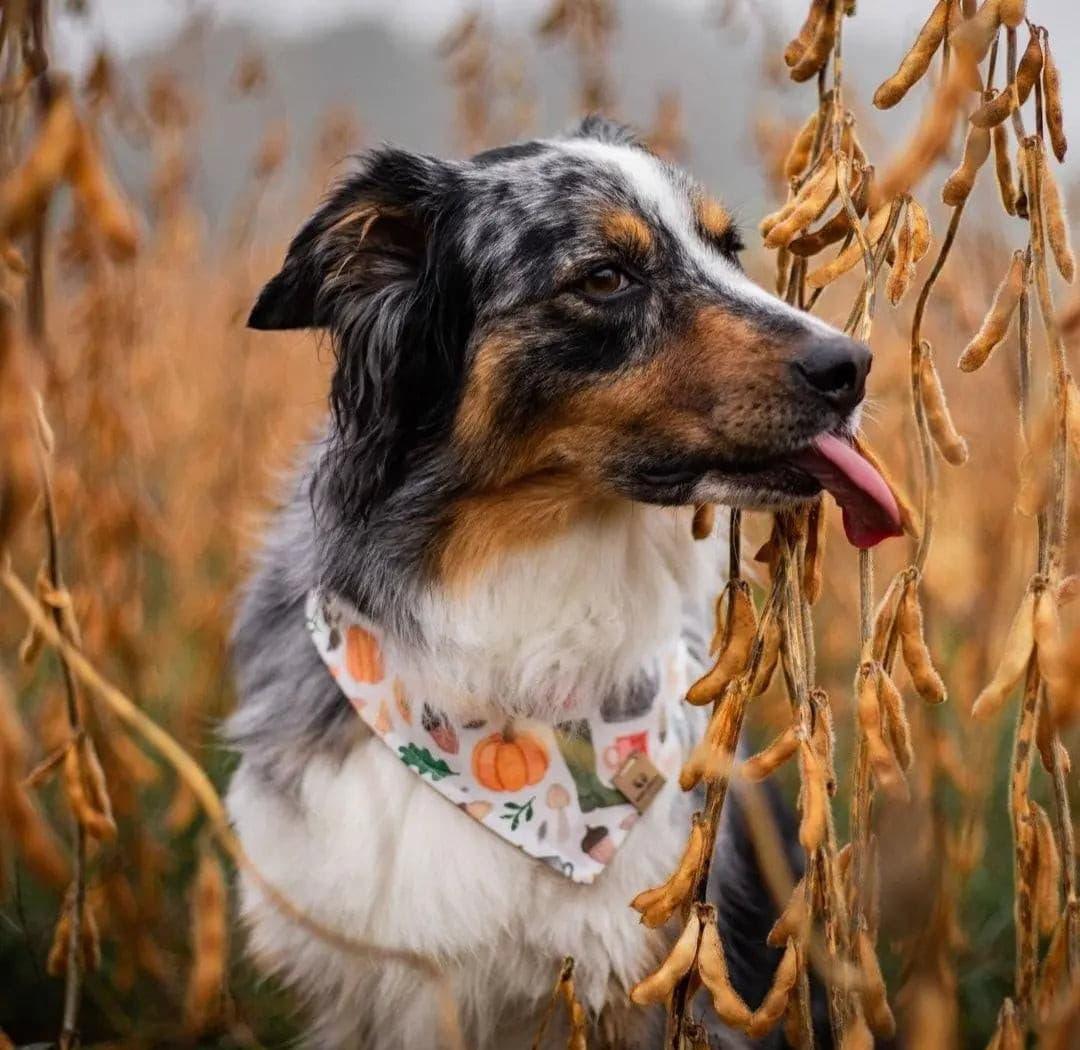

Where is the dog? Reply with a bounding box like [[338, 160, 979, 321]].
[[226, 115, 892, 1049]]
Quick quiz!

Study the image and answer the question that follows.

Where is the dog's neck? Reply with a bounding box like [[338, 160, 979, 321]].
[[370, 503, 719, 723]]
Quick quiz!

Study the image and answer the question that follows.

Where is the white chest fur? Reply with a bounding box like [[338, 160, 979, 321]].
[[227, 506, 724, 1047]]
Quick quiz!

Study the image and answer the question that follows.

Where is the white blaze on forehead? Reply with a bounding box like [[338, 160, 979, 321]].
[[554, 137, 838, 339]]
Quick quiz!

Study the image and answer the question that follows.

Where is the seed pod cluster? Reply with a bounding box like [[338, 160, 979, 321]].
[[806, 202, 892, 290], [630, 813, 707, 928], [789, 163, 873, 258], [959, 250, 1025, 371], [761, 156, 838, 249]]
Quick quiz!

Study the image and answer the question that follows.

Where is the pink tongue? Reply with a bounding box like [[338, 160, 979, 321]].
[[791, 434, 903, 549]]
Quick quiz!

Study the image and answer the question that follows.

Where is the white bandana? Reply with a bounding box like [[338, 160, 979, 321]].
[[307, 592, 695, 884]]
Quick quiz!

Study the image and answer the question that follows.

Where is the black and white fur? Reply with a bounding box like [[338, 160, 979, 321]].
[[227, 117, 865, 1048]]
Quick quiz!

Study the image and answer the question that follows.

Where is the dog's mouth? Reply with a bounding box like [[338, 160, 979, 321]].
[[629, 433, 903, 549], [786, 433, 902, 548]]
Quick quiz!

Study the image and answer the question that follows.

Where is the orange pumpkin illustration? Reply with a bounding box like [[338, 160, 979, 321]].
[[345, 625, 384, 683], [472, 731, 549, 792]]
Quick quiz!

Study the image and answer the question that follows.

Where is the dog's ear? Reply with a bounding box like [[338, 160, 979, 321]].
[[251, 148, 470, 523], [248, 147, 448, 331]]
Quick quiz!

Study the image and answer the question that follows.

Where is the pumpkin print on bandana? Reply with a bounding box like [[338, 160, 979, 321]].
[[307, 592, 692, 885]]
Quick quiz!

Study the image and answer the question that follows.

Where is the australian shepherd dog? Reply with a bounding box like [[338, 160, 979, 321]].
[[226, 116, 896, 1049]]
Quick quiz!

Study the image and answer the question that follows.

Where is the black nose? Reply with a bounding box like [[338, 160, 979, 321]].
[[792, 335, 871, 414]]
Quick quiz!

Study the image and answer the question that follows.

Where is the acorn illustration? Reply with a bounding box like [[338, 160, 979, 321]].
[[422, 703, 460, 754], [581, 825, 615, 865]]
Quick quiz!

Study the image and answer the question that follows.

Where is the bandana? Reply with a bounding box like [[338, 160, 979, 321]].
[[307, 592, 695, 884]]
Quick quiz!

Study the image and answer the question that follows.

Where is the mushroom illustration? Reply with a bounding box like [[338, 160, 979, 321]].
[[546, 783, 572, 842]]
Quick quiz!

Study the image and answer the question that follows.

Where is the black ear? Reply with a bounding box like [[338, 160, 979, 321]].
[[251, 147, 469, 524], [247, 146, 450, 331]]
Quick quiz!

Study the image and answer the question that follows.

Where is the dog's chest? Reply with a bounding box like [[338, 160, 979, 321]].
[[230, 733, 694, 1011]]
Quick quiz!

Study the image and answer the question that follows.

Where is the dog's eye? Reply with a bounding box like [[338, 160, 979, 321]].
[[578, 266, 633, 299]]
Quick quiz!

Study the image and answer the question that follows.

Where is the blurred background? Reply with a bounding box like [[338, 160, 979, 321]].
[[1, 1, 1079, 1047]]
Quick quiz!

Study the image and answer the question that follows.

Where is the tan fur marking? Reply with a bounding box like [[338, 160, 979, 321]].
[[441, 305, 794, 585], [696, 196, 732, 240], [601, 209, 653, 254]]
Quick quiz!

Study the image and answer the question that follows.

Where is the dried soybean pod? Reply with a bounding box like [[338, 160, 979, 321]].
[[784, 0, 828, 68], [971, 587, 1036, 720], [630, 813, 707, 928], [907, 197, 931, 261], [687, 582, 756, 705], [746, 940, 799, 1038], [1067, 378, 1080, 465], [63, 738, 117, 841], [629, 909, 702, 1005], [856, 928, 896, 1037], [959, 250, 1025, 371], [1042, 30, 1067, 162], [953, 0, 1003, 63], [184, 845, 229, 1034], [767, 878, 809, 946], [1014, 27, 1043, 105], [789, 0, 837, 83], [942, 123, 991, 205], [1038, 914, 1068, 1021], [692, 503, 715, 540], [1032, 803, 1061, 935], [886, 204, 916, 306], [761, 155, 835, 237], [680, 687, 745, 790], [898, 583, 947, 704], [878, 669, 913, 772], [789, 163, 872, 257], [840, 1013, 875, 1050], [750, 613, 781, 696], [919, 346, 969, 465], [805, 202, 891, 289], [797, 739, 827, 852], [803, 497, 827, 604], [869, 572, 905, 661], [764, 157, 838, 248], [993, 123, 1017, 215], [857, 663, 908, 800], [696, 910, 753, 1028], [970, 84, 1018, 129], [1037, 148, 1075, 283], [872, 0, 948, 109], [784, 109, 819, 181], [1033, 583, 1064, 688], [1000, 0, 1026, 28], [742, 725, 799, 781]]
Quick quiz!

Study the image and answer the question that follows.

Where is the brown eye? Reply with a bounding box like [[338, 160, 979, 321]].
[[579, 266, 632, 299]]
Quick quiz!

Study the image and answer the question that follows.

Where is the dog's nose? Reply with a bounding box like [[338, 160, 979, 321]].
[[792, 334, 871, 414]]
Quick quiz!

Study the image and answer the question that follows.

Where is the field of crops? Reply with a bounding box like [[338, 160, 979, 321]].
[[2, 1, 1080, 1047]]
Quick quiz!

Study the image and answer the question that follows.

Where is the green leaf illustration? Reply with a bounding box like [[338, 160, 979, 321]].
[[499, 797, 536, 832], [398, 743, 457, 781]]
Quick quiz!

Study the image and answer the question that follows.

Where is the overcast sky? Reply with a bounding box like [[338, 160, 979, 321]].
[[53, 0, 1080, 70]]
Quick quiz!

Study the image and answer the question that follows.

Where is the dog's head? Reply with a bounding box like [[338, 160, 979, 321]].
[[252, 117, 898, 581]]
